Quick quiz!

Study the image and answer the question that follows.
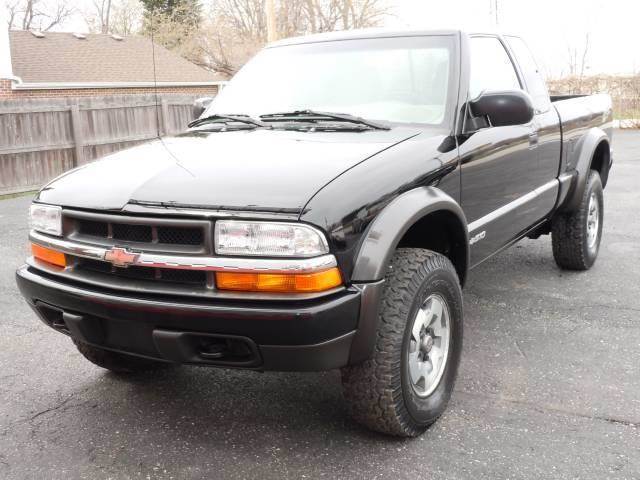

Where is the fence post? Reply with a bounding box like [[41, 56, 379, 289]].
[[160, 98, 170, 136], [70, 103, 84, 166]]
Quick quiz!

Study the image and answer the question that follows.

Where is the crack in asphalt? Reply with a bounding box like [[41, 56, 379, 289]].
[[27, 397, 89, 423], [503, 331, 528, 359], [579, 304, 640, 314], [459, 390, 639, 429], [2, 386, 94, 433]]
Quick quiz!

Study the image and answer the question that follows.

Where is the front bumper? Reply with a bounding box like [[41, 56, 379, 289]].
[[16, 265, 383, 371]]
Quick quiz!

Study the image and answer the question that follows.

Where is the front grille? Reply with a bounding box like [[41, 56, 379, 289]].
[[159, 268, 207, 284], [112, 223, 152, 243], [78, 219, 108, 237], [157, 226, 203, 245], [75, 258, 208, 286], [76, 218, 204, 247], [78, 258, 112, 273], [61, 210, 213, 291], [67, 212, 211, 255]]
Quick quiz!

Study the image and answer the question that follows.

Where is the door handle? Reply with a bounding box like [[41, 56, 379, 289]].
[[528, 131, 539, 148]]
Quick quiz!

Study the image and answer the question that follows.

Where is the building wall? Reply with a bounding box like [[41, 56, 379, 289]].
[[0, 79, 11, 96], [0, 80, 218, 98]]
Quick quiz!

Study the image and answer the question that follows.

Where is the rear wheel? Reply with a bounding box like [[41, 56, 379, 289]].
[[73, 339, 172, 374], [341, 248, 463, 437], [552, 171, 604, 270]]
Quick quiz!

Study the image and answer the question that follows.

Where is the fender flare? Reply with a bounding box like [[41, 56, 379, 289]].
[[347, 187, 468, 365], [562, 127, 610, 212], [351, 187, 469, 284]]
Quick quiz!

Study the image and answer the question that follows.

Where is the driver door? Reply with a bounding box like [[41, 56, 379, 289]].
[[459, 35, 541, 266]]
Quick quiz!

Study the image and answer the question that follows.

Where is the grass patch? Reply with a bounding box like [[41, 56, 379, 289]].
[[0, 190, 38, 201]]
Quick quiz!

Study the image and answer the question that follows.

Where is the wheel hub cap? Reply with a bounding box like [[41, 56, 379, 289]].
[[586, 192, 600, 250], [420, 335, 434, 354], [407, 294, 451, 398]]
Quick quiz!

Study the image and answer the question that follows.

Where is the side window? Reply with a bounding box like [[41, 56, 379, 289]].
[[506, 36, 551, 112], [469, 37, 521, 99]]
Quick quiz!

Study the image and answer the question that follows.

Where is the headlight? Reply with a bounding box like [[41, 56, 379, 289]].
[[29, 204, 62, 236], [215, 221, 329, 257]]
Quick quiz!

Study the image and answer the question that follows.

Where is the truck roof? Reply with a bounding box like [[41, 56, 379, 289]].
[[268, 28, 517, 48]]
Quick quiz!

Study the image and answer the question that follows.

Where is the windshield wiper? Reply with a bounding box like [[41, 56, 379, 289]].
[[188, 114, 269, 129], [260, 110, 390, 130]]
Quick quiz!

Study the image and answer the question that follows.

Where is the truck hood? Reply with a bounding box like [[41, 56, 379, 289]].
[[36, 128, 420, 213]]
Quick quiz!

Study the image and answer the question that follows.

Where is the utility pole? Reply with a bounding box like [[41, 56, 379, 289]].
[[342, 0, 351, 30], [266, 0, 278, 42]]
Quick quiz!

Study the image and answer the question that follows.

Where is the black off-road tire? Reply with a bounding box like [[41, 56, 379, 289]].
[[341, 248, 463, 437], [73, 339, 172, 374], [552, 171, 604, 270]]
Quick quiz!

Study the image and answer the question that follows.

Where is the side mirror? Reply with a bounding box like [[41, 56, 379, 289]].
[[469, 90, 534, 127], [192, 97, 214, 120]]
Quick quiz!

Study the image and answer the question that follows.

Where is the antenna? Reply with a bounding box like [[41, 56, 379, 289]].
[[488, 0, 499, 26], [149, 10, 161, 138]]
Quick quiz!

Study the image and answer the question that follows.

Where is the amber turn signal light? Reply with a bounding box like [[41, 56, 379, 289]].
[[31, 243, 66, 268], [215, 267, 342, 293]]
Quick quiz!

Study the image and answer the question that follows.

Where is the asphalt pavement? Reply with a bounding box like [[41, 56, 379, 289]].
[[0, 130, 638, 479]]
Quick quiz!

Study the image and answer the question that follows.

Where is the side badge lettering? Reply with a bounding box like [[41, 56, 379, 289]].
[[469, 231, 486, 246]]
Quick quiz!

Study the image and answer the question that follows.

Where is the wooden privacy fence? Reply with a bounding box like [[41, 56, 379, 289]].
[[0, 94, 201, 195]]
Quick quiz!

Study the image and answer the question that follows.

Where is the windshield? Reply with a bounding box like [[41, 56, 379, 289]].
[[204, 36, 456, 126]]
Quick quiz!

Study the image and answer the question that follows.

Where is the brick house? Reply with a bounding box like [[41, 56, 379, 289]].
[[0, 29, 226, 196], [1, 29, 225, 98]]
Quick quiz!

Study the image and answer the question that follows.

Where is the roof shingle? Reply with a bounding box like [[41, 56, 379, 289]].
[[9, 30, 223, 84]]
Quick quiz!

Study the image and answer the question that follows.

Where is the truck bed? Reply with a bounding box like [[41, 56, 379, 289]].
[[551, 93, 613, 186]]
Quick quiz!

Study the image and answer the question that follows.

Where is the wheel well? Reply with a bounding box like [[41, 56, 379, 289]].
[[590, 140, 610, 188], [396, 210, 468, 286]]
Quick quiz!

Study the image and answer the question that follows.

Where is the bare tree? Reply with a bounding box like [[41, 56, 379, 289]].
[[110, 0, 143, 35], [141, 0, 387, 77], [6, 0, 75, 31], [82, 0, 143, 36], [211, 0, 267, 40], [566, 32, 590, 82], [194, 0, 388, 76], [6, 0, 20, 27], [579, 32, 590, 79], [302, 0, 388, 32], [83, 0, 143, 35], [89, 0, 113, 33]]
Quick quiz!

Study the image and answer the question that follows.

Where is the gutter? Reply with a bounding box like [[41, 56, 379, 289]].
[[3, 75, 22, 83], [11, 80, 228, 90]]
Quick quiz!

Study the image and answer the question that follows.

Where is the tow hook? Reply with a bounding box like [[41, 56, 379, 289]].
[[199, 342, 228, 360]]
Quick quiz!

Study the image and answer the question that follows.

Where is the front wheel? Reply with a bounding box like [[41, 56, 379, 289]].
[[341, 248, 463, 437]]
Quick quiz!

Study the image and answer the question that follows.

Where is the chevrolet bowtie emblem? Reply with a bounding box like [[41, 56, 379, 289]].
[[103, 247, 139, 268]]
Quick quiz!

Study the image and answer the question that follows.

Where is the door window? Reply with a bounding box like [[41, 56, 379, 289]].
[[469, 37, 521, 99], [506, 36, 551, 112]]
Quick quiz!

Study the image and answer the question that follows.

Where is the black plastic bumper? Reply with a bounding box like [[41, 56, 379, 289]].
[[16, 265, 383, 371]]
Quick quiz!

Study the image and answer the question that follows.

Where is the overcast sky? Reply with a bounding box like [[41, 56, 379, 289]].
[[2, 0, 638, 78], [387, 0, 640, 77]]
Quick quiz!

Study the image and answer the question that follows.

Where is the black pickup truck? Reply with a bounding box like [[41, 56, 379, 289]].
[[17, 29, 613, 437]]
